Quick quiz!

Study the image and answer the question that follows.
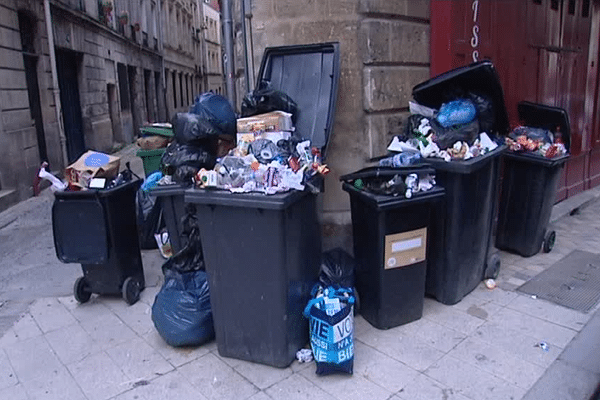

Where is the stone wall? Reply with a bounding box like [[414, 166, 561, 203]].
[[0, 0, 53, 208], [239, 0, 431, 250]]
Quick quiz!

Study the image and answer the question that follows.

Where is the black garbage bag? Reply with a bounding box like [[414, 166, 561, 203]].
[[430, 118, 480, 150], [189, 92, 237, 138], [161, 142, 216, 186], [172, 113, 223, 144], [151, 268, 215, 347], [161, 204, 204, 274], [136, 188, 164, 250], [468, 91, 495, 135], [319, 248, 356, 289], [241, 82, 298, 120]]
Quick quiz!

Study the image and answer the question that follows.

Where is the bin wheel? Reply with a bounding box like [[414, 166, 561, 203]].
[[122, 277, 141, 305], [543, 231, 556, 253], [74, 277, 91, 303], [484, 254, 501, 280]]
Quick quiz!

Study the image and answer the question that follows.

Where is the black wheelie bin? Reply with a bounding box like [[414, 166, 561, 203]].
[[411, 61, 510, 305], [52, 179, 145, 305], [185, 42, 341, 368], [341, 166, 444, 329], [495, 102, 570, 256]]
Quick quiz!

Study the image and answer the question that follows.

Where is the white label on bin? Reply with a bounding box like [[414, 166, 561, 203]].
[[384, 228, 427, 269], [391, 237, 422, 253]]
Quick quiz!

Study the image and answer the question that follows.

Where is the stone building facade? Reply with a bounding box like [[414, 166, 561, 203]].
[[0, 0, 211, 212], [201, 0, 222, 94], [233, 0, 431, 248]]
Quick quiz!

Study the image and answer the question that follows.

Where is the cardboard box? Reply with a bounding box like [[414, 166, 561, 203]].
[[236, 111, 294, 133], [66, 151, 120, 189]]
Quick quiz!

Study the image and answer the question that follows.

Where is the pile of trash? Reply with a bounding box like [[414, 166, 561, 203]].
[[193, 109, 330, 195], [385, 97, 501, 164], [505, 125, 568, 158], [354, 171, 435, 199], [155, 93, 237, 187]]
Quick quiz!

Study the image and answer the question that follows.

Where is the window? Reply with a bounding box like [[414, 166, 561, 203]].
[[568, 0, 575, 15], [551, 0, 560, 10], [117, 63, 130, 110], [179, 72, 184, 107], [533, 0, 542, 4], [172, 70, 177, 108], [582, 0, 590, 17]]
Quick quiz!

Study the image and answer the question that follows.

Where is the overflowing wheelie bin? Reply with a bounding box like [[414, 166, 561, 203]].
[[495, 101, 570, 256], [411, 61, 510, 305], [341, 166, 444, 329], [185, 42, 341, 368], [52, 179, 145, 305]]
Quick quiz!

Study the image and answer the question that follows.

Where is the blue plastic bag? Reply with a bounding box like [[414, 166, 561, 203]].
[[303, 286, 355, 375], [436, 99, 477, 128], [152, 269, 214, 347]]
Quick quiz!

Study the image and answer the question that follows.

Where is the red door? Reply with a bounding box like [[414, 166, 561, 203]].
[[431, 0, 600, 201]]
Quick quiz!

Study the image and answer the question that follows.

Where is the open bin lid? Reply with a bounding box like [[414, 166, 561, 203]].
[[255, 42, 341, 160], [410, 61, 510, 174], [412, 61, 510, 137]]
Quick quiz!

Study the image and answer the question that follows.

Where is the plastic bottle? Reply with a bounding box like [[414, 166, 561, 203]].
[[378, 152, 421, 167]]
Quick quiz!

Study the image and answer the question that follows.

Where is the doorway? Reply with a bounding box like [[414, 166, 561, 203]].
[[18, 11, 47, 163], [55, 48, 85, 163]]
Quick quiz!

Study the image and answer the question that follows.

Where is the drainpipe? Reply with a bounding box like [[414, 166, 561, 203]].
[[240, 0, 250, 94], [221, 0, 236, 107], [157, 0, 167, 121], [44, 0, 68, 167]]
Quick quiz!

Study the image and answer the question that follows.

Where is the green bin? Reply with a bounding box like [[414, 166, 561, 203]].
[[136, 148, 165, 177]]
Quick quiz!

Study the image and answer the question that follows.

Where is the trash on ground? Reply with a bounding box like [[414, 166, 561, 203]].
[[151, 267, 214, 347], [304, 285, 355, 376], [296, 349, 313, 363], [535, 341, 550, 352], [484, 279, 497, 289]]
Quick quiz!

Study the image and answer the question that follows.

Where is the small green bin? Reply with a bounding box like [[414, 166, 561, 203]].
[[136, 148, 165, 177]]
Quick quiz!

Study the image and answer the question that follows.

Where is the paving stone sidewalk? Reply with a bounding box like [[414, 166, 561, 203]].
[[0, 144, 599, 400]]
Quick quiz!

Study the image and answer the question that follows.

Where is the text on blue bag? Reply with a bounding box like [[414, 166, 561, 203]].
[[310, 310, 354, 363]]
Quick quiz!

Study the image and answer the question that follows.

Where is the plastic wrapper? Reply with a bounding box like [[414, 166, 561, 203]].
[[436, 99, 477, 128], [318, 248, 356, 289], [151, 268, 214, 347], [303, 286, 355, 375], [189, 92, 237, 137], [241, 82, 298, 120]]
